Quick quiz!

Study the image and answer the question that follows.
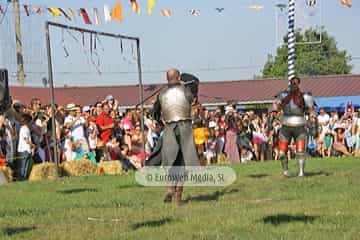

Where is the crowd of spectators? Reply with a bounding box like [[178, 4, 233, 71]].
[[0, 95, 359, 180]]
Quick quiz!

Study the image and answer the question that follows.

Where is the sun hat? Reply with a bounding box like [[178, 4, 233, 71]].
[[65, 103, 79, 111]]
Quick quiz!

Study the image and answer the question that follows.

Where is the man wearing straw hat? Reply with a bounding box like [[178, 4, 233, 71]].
[[64, 103, 89, 160], [148, 69, 199, 206]]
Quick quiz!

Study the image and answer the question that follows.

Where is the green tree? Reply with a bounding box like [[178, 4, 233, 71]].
[[262, 29, 352, 78]]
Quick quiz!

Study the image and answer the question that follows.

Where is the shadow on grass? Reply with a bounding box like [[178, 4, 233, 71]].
[[57, 188, 98, 194], [262, 214, 318, 225], [131, 217, 173, 230], [246, 174, 270, 178], [2, 226, 36, 236], [306, 171, 332, 177], [117, 184, 145, 190], [185, 188, 239, 203], [0, 209, 46, 218]]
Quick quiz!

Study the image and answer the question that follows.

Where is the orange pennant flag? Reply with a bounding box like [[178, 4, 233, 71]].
[[68, 8, 76, 20], [112, 3, 123, 22], [341, 0, 352, 8], [160, 9, 171, 18], [33, 6, 42, 14]]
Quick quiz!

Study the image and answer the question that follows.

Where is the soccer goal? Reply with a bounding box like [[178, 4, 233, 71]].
[[45, 21, 145, 165]]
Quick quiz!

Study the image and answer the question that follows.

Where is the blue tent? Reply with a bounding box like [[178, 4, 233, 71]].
[[315, 95, 360, 112]]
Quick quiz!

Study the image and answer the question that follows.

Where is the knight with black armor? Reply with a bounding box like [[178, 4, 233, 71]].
[[273, 77, 317, 177]]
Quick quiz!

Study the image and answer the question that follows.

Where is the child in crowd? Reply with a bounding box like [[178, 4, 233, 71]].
[[87, 117, 98, 157], [17, 114, 35, 180], [119, 144, 135, 172], [106, 135, 121, 160], [323, 130, 333, 158], [205, 128, 217, 165]]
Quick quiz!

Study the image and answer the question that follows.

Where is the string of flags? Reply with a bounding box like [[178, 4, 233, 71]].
[[0, 1, 353, 24]]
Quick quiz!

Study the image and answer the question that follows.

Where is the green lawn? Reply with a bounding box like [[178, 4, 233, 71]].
[[1, 157, 360, 240]]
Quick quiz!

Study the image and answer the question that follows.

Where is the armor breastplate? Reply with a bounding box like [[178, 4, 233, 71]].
[[277, 91, 306, 127], [159, 84, 191, 123]]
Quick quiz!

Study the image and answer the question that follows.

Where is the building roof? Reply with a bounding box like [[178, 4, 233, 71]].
[[9, 74, 360, 107]]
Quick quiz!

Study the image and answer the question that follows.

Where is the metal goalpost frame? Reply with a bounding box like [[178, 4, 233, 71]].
[[295, 0, 323, 45], [45, 21, 145, 167], [275, 0, 323, 48]]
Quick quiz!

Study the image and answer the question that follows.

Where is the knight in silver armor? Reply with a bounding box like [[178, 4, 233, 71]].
[[147, 69, 199, 206], [273, 77, 316, 177]]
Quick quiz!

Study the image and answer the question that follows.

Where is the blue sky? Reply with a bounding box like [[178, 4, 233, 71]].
[[0, 0, 359, 87]]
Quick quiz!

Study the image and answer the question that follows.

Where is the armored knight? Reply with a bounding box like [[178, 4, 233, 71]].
[[273, 77, 316, 177], [148, 69, 199, 206]]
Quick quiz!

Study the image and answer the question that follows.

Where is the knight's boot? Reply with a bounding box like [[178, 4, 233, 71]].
[[279, 152, 290, 177], [298, 158, 306, 177], [163, 185, 176, 203], [174, 185, 184, 206]]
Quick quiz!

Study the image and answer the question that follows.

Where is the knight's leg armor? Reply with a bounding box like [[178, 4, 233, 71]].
[[295, 136, 307, 177], [278, 139, 290, 177]]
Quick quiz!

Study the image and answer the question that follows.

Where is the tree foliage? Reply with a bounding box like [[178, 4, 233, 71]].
[[262, 29, 352, 78]]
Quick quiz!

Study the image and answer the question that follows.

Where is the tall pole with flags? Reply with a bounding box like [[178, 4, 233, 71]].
[[288, 0, 296, 81]]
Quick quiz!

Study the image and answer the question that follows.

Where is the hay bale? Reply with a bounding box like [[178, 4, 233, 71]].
[[98, 161, 122, 175], [355, 149, 360, 157], [0, 166, 13, 182], [60, 159, 97, 177], [28, 163, 59, 181]]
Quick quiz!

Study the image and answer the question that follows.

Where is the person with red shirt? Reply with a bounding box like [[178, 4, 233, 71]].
[[96, 104, 114, 144]]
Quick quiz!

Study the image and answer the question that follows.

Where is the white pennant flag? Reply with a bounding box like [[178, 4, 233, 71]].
[[93, 8, 100, 25], [104, 5, 111, 22]]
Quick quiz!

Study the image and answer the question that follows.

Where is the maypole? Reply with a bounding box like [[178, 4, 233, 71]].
[[288, 0, 296, 81]]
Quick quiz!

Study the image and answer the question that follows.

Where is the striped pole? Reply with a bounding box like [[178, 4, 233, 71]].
[[288, 0, 296, 81]]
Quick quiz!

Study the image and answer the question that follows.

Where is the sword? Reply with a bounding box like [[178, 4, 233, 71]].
[[135, 80, 198, 108]]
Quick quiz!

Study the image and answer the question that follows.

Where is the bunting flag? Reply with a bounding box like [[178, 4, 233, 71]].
[[47, 8, 62, 17], [23, 5, 30, 16], [248, 5, 264, 11], [104, 5, 112, 22], [160, 9, 172, 17], [59, 8, 72, 21], [130, 0, 140, 14], [33, 6, 41, 14], [68, 8, 76, 20], [112, 3, 123, 22], [148, 0, 155, 15], [306, 0, 317, 7], [93, 8, 100, 25], [275, 3, 287, 12], [79, 8, 92, 24], [189, 9, 200, 16], [341, 0, 352, 8], [215, 8, 224, 13]]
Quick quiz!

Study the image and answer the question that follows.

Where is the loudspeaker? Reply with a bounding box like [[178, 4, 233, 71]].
[[0, 69, 11, 114]]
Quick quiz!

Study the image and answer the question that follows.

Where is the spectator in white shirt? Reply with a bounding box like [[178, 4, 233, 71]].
[[17, 113, 34, 180], [317, 108, 330, 139], [63, 103, 89, 160]]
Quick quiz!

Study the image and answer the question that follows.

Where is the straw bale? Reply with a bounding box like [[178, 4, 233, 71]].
[[29, 163, 59, 181], [0, 166, 13, 182], [98, 161, 122, 175], [61, 159, 97, 177], [355, 149, 360, 157]]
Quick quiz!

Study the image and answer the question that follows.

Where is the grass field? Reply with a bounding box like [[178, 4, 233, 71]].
[[1, 157, 360, 240]]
